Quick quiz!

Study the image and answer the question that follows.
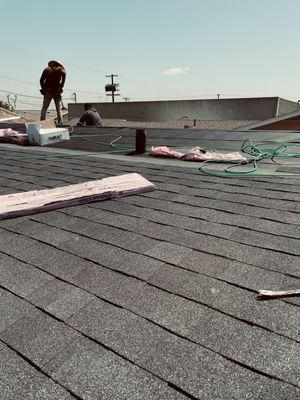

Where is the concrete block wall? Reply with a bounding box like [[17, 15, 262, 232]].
[[68, 97, 294, 122]]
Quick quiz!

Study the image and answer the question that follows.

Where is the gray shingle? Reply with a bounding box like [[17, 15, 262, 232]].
[[229, 227, 300, 255], [66, 298, 196, 376], [34, 211, 160, 254], [0, 187, 20, 195], [0, 228, 37, 255], [0, 253, 53, 297], [126, 284, 205, 336], [0, 341, 69, 400], [45, 337, 188, 400], [26, 279, 94, 320], [146, 260, 300, 341], [67, 299, 153, 362], [14, 242, 89, 280], [123, 195, 214, 220], [179, 248, 300, 281], [66, 206, 142, 230], [0, 289, 32, 332], [171, 344, 300, 400], [0, 308, 80, 367], [9, 220, 81, 247], [207, 208, 300, 238], [70, 263, 146, 307], [90, 199, 147, 217], [66, 299, 300, 399], [145, 242, 192, 265], [212, 190, 299, 212], [188, 308, 300, 386], [61, 235, 162, 280]]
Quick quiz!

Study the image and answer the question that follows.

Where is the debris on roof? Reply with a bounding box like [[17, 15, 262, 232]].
[[257, 289, 300, 300]]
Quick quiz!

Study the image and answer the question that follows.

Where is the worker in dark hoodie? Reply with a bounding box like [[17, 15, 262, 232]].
[[77, 103, 104, 127], [40, 60, 66, 125]]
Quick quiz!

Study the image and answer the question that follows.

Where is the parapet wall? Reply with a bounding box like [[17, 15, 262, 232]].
[[68, 97, 296, 122]]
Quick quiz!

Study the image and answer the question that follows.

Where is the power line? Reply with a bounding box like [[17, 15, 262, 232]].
[[0, 97, 41, 109], [15, 100, 43, 107], [0, 75, 38, 86], [0, 89, 72, 100], [0, 89, 41, 99], [0, 75, 105, 95]]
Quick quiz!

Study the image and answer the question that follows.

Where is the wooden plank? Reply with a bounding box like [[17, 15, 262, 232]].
[[0, 173, 155, 220]]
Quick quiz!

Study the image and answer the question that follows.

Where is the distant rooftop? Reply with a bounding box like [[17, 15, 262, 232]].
[[16, 109, 68, 122], [0, 107, 33, 124], [69, 96, 299, 123]]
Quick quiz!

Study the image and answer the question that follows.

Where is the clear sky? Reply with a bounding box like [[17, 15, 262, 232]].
[[1, 0, 300, 108]]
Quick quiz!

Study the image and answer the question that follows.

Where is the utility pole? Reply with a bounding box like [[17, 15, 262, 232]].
[[105, 74, 120, 103]]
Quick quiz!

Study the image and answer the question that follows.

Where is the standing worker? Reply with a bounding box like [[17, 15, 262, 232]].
[[40, 60, 66, 125]]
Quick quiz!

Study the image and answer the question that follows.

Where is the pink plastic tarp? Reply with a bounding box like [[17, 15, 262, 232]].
[[182, 147, 247, 161], [150, 146, 184, 158], [0, 128, 18, 137], [151, 146, 246, 162], [0, 128, 29, 145]]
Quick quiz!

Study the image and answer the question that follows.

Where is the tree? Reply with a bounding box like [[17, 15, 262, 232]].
[[0, 100, 12, 111]]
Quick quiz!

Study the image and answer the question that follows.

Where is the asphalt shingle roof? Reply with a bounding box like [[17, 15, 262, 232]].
[[0, 136, 299, 399]]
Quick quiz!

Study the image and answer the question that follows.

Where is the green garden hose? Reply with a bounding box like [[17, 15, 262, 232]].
[[199, 138, 300, 178]]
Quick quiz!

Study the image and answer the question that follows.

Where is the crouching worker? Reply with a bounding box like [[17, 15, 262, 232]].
[[77, 103, 104, 127]]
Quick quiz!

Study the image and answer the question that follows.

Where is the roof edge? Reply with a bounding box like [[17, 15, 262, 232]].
[[233, 108, 300, 131], [275, 97, 280, 116]]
